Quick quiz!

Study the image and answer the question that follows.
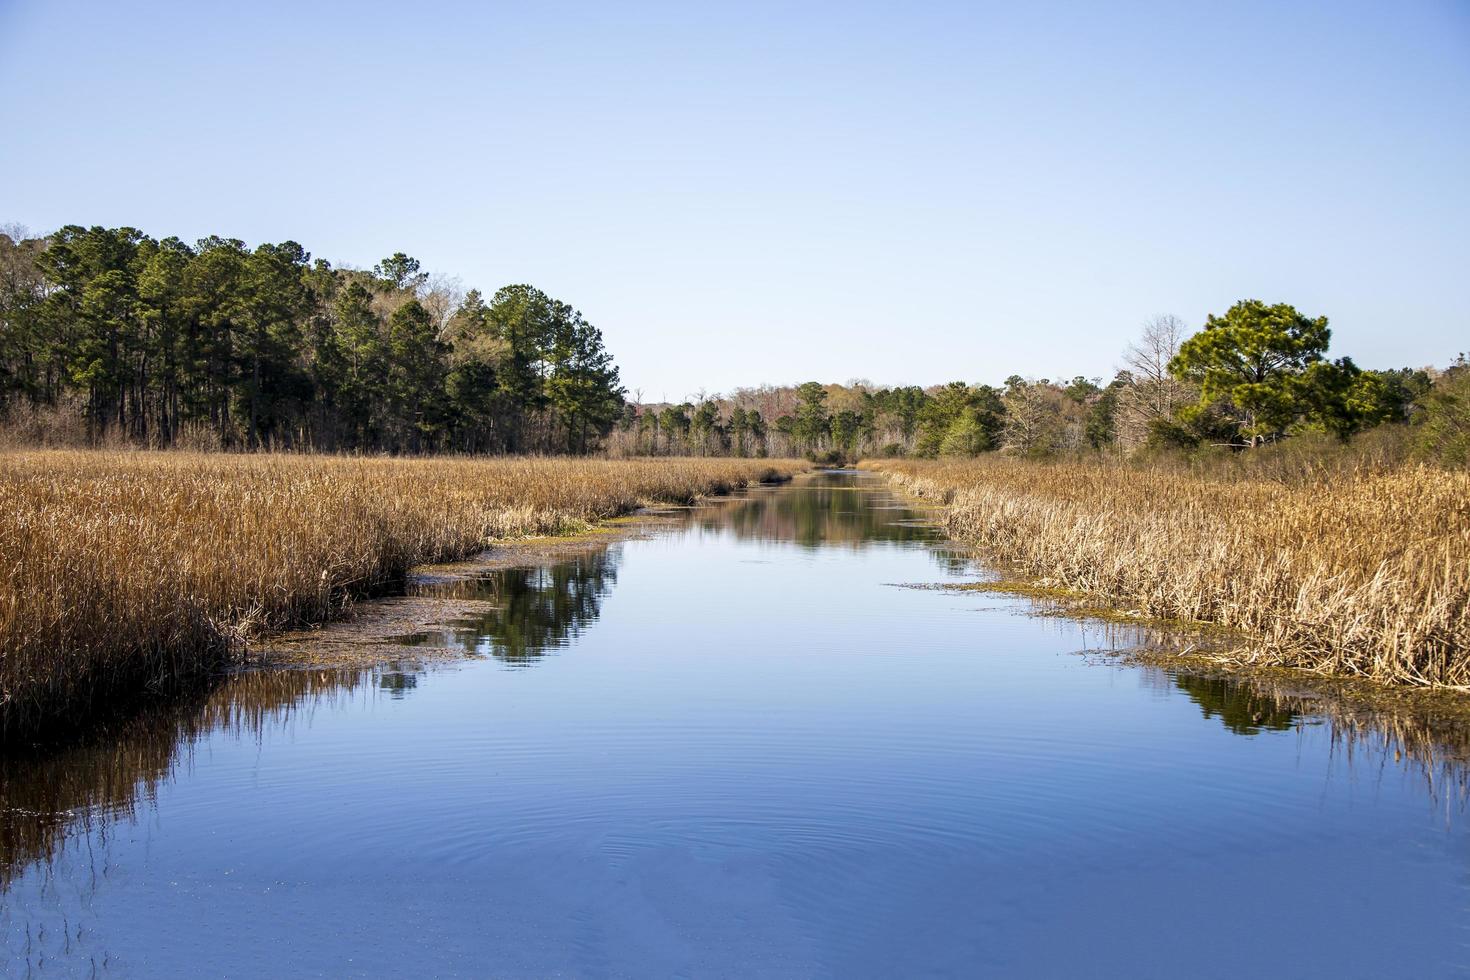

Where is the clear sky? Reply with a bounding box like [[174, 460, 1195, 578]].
[[2, 1, 1466, 399]]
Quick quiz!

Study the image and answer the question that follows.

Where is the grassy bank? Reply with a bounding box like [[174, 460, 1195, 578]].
[[0, 452, 806, 740], [863, 458, 1470, 688]]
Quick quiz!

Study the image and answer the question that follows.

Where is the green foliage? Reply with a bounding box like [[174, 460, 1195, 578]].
[[373, 252, 427, 292], [1135, 400, 1238, 454], [1170, 299, 1331, 444], [867, 385, 928, 439], [938, 412, 987, 456], [725, 406, 768, 457], [1064, 376, 1102, 403], [659, 404, 691, 443], [688, 400, 724, 454], [1293, 357, 1407, 440], [0, 226, 624, 453], [793, 382, 830, 449], [385, 300, 447, 450], [544, 301, 624, 453], [2, 228, 1445, 466], [727, 407, 750, 456], [332, 280, 388, 441], [0, 232, 48, 405], [915, 382, 1002, 457], [829, 409, 862, 453], [1083, 376, 1125, 450], [1416, 356, 1470, 467]]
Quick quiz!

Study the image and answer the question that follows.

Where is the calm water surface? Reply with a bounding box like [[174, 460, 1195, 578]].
[[4, 472, 1469, 977]]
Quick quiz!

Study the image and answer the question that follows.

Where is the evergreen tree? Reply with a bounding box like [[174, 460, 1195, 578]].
[[1170, 299, 1332, 446], [385, 299, 447, 451], [793, 382, 830, 450], [0, 225, 628, 454]]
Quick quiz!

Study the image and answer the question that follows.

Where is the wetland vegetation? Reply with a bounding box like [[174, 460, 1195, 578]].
[[0, 453, 804, 742], [6, 471, 1470, 977], [864, 457, 1470, 688]]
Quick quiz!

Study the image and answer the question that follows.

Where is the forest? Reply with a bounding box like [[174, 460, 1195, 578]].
[[616, 313, 1467, 466], [0, 225, 624, 453], [3, 224, 1467, 466]]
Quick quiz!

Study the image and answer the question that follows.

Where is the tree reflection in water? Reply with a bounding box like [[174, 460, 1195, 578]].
[[1174, 674, 1299, 735], [391, 473, 958, 668], [1152, 667, 1470, 806], [4, 547, 625, 889], [693, 475, 942, 550], [399, 548, 620, 664], [1, 666, 390, 890], [691, 472, 974, 576], [8, 656, 1467, 895]]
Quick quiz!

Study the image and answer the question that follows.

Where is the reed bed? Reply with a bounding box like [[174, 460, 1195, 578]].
[[0, 451, 805, 740], [863, 458, 1470, 688]]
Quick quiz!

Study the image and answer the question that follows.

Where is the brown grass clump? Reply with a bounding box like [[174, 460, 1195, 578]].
[[863, 457, 1470, 688], [0, 451, 805, 739]]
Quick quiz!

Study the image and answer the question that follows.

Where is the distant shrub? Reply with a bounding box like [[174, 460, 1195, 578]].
[[1416, 358, 1470, 468], [939, 414, 988, 457]]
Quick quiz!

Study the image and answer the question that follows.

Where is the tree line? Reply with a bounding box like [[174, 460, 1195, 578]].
[[0, 225, 625, 452], [3, 229, 1464, 466], [609, 301, 1468, 465]]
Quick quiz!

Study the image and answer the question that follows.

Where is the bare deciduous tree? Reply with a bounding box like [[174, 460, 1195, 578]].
[[1117, 314, 1193, 450], [421, 273, 465, 336]]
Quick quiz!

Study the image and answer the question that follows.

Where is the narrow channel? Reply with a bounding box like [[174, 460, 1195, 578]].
[[4, 471, 1467, 977]]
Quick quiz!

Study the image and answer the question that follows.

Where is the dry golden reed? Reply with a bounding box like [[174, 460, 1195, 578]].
[[0, 451, 806, 739], [864, 457, 1470, 688]]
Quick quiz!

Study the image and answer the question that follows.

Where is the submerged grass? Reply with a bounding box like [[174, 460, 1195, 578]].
[[0, 451, 806, 741], [864, 457, 1470, 689]]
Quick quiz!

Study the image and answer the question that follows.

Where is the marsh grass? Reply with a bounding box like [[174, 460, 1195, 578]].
[[0, 451, 805, 740], [864, 457, 1470, 688]]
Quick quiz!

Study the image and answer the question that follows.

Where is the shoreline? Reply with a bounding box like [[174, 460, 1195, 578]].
[[861, 457, 1470, 691], [955, 576, 1470, 740], [870, 479, 1470, 760], [257, 500, 714, 671], [1, 455, 806, 747]]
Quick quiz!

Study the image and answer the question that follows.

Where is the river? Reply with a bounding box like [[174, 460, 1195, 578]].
[[3, 471, 1467, 977]]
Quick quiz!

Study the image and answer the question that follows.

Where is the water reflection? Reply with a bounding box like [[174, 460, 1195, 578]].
[[1, 666, 400, 890], [389, 474, 958, 665], [693, 472, 944, 549], [7, 653, 1468, 897], [397, 548, 619, 663], [1174, 674, 1299, 735], [1151, 667, 1469, 803]]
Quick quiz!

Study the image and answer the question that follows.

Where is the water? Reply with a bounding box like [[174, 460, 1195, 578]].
[[4, 472, 1469, 977]]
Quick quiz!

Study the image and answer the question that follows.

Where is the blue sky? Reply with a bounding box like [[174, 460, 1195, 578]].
[[2, 0, 1466, 399]]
